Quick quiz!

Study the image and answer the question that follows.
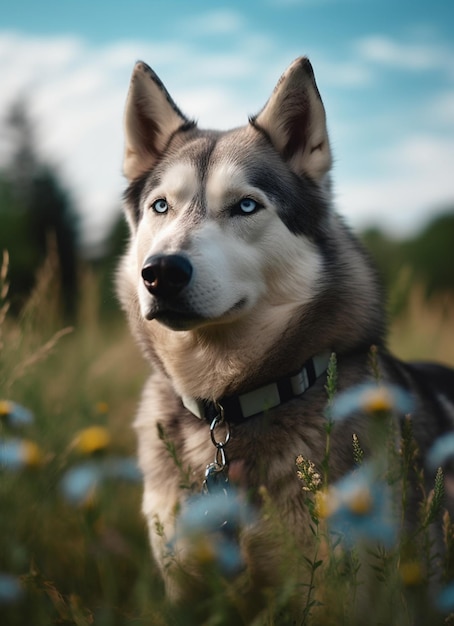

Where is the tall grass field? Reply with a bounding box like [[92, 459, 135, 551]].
[[1, 250, 454, 626]]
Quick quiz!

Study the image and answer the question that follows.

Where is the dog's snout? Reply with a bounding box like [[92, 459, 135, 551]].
[[142, 254, 193, 298]]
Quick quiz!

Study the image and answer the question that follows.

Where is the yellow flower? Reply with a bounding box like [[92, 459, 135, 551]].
[[74, 426, 111, 455], [362, 387, 394, 414], [94, 402, 109, 415], [21, 440, 43, 467], [192, 536, 217, 565], [0, 400, 12, 416], [314, 489, 339, 519], [399, 561, 424, 587], [346, 486, 373, 515]]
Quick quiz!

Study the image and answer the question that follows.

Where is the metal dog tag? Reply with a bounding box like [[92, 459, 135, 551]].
[[202, 462, 230, 496]]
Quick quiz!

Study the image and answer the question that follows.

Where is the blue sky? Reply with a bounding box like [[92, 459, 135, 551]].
[[1, 0, 453, 249]]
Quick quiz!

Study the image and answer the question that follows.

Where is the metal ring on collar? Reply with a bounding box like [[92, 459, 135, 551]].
[[209, 410, 230, 448]]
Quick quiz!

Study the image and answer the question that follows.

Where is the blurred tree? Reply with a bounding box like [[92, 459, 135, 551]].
[[361, 208, 454, 312], [360, 227, 404, 288], [402, 210, 454, 296], [0, 101, 79, 317], [95, 211, 129, 315], [104, 211, 129, 262]]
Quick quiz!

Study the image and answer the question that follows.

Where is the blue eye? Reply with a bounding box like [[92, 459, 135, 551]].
[[152, 199, 169, 214], [235, 198, 260, 215]]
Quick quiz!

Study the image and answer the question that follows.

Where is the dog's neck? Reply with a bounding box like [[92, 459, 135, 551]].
[[146, 303, 311, 400], [182, 350, 331, 423]]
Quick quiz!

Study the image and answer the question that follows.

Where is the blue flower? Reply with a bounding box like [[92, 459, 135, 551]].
[[212, 537, 244, 578], [172, 488, 255, 577], [0, 401, 34, 428], [329, 383, 414, 422], [177, 489, 253, 535], [427, 432, 454, 472], [60, 457, 142, 506], [0, 573, 22, 606], [60, 461, 102, 506], [325, 464, 397, 548], [102, 457, 143, 482], [0, 438, 43, 470], [436, 581, 454, 613]]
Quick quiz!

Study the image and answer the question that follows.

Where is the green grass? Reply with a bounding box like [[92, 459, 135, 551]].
[[1, 251, 454, 625], [0, 253, 159, 625]]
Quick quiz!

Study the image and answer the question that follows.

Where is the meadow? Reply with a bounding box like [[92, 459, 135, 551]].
[[1, 248, 454, 626]]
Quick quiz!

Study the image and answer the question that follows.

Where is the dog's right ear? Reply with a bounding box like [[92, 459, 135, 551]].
[[251, 57, 331, 182], [123, 62, 192, 181]]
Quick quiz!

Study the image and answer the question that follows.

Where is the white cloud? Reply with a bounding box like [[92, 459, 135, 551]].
[[0, 32, 131, 248], [323, 32, 454, 233], [337, 134, 454, 235], [0, 30, 284, 250], [427, 91, 454, 126], [356, 35, 453, 74], [0, 28, 452, 253], [316, 58, 372, 87]]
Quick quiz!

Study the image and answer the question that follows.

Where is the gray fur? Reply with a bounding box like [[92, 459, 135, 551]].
[[116, 57, 454, 610]]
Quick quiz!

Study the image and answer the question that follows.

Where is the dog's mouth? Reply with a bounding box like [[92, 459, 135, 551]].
[[144, 298, 247, 331], [147, 307, 206, 331]]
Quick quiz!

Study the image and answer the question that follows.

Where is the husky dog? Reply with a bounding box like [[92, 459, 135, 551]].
[[117, 57, 454, 608]]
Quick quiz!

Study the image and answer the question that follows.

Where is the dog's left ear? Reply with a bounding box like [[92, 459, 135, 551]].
[[251, 57, 331, 182], [123, 62, 191, 181]]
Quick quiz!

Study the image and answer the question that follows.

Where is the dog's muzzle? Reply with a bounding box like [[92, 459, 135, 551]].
[[142, 254, 193, 299]]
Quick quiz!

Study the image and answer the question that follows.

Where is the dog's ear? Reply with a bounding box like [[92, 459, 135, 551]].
[[123, 62, 192, 181], [251, 57, 331, 182]]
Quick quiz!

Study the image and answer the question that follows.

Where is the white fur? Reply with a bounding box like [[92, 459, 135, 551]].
[[129, 158, 323, 399], [137, 159, 322, 325]]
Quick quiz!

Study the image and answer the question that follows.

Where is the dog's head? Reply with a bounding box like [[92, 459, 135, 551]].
[[121, 58, 332, 332]]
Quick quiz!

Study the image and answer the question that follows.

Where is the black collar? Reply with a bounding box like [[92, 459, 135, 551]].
[[182, 351, 331, 424]]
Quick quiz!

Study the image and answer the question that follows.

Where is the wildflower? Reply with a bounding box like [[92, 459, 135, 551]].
[[0, 401, 34, 428], [73, 426, 111, 455], [314, 488, 339, 519], [172, 488, 255, 577], [324, 464, 397, 548], [436, 581, 454, 613], [188, 532, 245, 577], [0, 573, 22, 606], [296, 455, 322, 493], [329, 383, 414, 422], [399, 561, 424, 587], [352, 433, 364, 465], [95, 401, 109, 415], [60, 456, 141, 506], [102, 457, 143, 482], [427, 432, 454, 472], [347, 485, 373, 515], [60, 461, 101, 506], [0, 438, 43, 470], [176, 488, 253, 535]]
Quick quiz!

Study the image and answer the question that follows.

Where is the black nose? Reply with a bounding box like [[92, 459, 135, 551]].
[[141, 254, 193, 298]]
